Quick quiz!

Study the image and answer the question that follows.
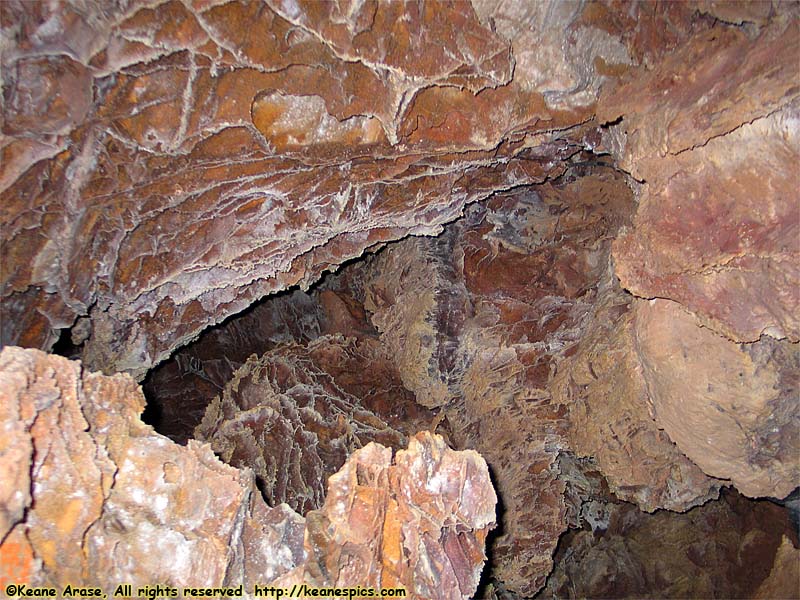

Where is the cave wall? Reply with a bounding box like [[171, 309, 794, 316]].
[[1, 1, 799, 598], [537, 490, 798, 599]]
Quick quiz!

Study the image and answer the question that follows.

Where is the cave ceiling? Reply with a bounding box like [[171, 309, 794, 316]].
[[1, 1, 799, 598]]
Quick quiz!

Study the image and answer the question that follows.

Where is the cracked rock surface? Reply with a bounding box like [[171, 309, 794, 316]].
[[1, 0, 602, 381], [194, 335, 415, 514], [324, 168, 731, 594], [0, 347, 495, 599], [1, 1, 799, 598]]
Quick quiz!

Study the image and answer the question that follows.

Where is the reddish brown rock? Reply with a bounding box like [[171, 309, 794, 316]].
[[0, 346, 304, 588], [142, 283, 394, 444], [753, 536, 800, 600], [600, 21, 799, 169], [613, 105, 800, 343], [584, 9, 800, 510], [345, 170, 648, 595], [0, 347, 495, 597], [143, 290, 326, 443], [3, 55, 92, 136], [194, 335, 423, 513], [553, 282, 723, 513], [599, 21, 800, 342], [538, 490, 799, 600], [288, 432, 497, 599], [0, 0, 604, 382], [2, 3, 799, 597]]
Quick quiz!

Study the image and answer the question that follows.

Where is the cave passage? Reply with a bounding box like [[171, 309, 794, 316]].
[[141, 159, 798, 599], [2, 1, 798, 597]]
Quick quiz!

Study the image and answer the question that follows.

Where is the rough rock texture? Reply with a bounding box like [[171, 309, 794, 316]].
[[0, 346, 495, 599], [0, 345, 304, 588], [600, 19, 800, 343], [143, 279, 413, 444], [330, 169, 672, 594], [553, 283, 723, 513], [283, 433, 497, 599], [143, 289, 325, 442], [753, 536, 800, 600], [634, 299, 799, 499], [583, 13, 800, 503], [194, 335, 426, 514], [2, 2, 800, 598], [537, 490, 799, 600], [0, 0, 619, 381]]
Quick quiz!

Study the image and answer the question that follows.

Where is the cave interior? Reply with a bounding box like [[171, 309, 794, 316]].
[[0, 1, 798, 598]]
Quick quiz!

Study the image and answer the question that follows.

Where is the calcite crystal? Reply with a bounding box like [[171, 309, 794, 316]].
[[143, 283, 420, 445], [143, 288, 339, 443], [0, 345, 301, 587], [0, 347, 496, 599], [286, 433, 497, 600]]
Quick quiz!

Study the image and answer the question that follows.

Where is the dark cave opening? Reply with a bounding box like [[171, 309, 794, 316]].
[[51, 325, 84, 360], [136, 159, 799, 598]]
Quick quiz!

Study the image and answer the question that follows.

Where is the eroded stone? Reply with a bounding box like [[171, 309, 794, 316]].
[[0, 347, 495, 598]]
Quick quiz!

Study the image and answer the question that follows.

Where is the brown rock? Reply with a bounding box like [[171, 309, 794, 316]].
[[613, 105, 800, 343], [349, 170, 645, 595], [3, 55, 93, 136], [143, 290, 325, 443], [296, 432, 497, 600], [538, 490, 799, 599], [599, 21, 800, 171], [753, 536, 800, 600], [2, 3, 799, 597], [0, 0, 593, 381], [0, 347, 495, 597], [634, 299, 799, 499], [194, 335, 416, 513], [554, 283, 723, 513], [0, 346, 304, 587], [600, 21, 800, 342], [471, 0, 637, 112]]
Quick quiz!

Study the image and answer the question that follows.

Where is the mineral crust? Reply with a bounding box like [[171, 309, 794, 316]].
[[1, 1, 799, 597], [0, 347, 496, 599]]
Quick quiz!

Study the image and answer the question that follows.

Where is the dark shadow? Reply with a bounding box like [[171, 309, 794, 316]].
[[51, 327, 83, 359], [474, 462, 508, 599]]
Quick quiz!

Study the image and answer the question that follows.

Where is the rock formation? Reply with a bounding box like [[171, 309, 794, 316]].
[[194, 335, 418, 514], [0, 347, 495, 598], [1, 1, 798, 598], [538, 490, 797, 599]]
